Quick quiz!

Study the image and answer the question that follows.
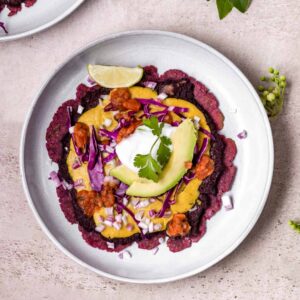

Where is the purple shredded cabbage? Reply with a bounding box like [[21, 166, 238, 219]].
[[103, 152, 117, 163], [157, 188, 175, 218], [99, 128, 119, 140], [200, 127, 215, 140], [196, 138, 209, 164], [115, 183, 128, 196], [88, 126, 105, 191]]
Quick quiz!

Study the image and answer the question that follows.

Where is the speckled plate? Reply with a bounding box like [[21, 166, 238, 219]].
[[0, 0, 84, 42], [20, 30, 274, 283]]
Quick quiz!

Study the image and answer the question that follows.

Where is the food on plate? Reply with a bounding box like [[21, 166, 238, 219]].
[[46, 65, 237, 253], [0, 0, 37, 16]]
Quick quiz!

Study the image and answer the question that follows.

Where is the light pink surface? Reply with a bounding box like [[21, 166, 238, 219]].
[[0, 1, 300, 299]]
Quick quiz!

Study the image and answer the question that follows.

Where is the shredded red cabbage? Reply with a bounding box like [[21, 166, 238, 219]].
[[157, 188, 175, 218], [103, 152, 117, 163], [200, 127, 215, 140], [115, 183, 128, 196], [196, 137, 209, 164], [88, 126, 105, 191], [99, 128, 119, 140]]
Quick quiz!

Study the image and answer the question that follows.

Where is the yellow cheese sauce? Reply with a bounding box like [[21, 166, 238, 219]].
[[66, 87, 211, 239]]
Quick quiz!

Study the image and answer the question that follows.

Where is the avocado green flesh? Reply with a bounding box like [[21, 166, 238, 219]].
[[112, 119, 197, 197]]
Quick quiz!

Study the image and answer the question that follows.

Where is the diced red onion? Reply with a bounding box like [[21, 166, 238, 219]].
[[193, 116, 200, 129], [131, 198, 140, 207], [168, 106, 175, 112], [105, 207, 114, 216], [149, 198, 156, 203], [137, 199, 150, 208], [149, 209, 157, 218], [237, 130, 247, 139], [122, 215, 128, 225], [143, 81, 157, 89], [153, 247, 159, 255], [73, 178, 84, 188], [138, 222, 148, 230], [142, 228, 148, 235], [62, 180, 73, 190], [77, 105, 84, 114], [95, 224, 105, 233], [49, 171, 62, 187], [87, 76, 96, 85], [113, 222, 121, 230], [98, 216, 104, 223], [135, 211, 144, 221], [157, 93, 168, 100], [148, 222, 154, 233], [72, 158, 81, 169], [104, 220, 113, 227], [100, 94, 109, 100], [126, 224, 133, 231], [106, 215, 115, 222], [122, 197, 128, 205], [154, 223, 162, 231], [103, 118, 112, 127], [222, 195, 234, 210], [68, 126, 74, 134], [115, 214, 122, 223], [107, 242, 115, 249], [189, 206, 198, 212], [163, 210, 172, 218]]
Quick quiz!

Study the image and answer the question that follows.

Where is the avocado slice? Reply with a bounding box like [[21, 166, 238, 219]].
[[120, 119, 197, 197]]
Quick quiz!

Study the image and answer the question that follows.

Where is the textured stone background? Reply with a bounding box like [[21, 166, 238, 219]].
[[0, 0, 299, 299]]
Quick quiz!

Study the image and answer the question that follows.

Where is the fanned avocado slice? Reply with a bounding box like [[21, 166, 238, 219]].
[[110, 119, 197, 197]]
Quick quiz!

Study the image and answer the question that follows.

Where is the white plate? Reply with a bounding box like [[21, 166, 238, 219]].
[[20, 30, 274, 283], [0, 0, 84, 42]]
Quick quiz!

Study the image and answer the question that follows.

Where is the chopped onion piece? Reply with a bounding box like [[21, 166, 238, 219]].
[[103, 118, 112, 127], [168, 106, 175, 112], [149, 198, 156, 203], [122, 215, 128, 225], [105, 207, 114, 216], [72, 158, 81, 169], [73, 179, 84, 188], [49, 171, 62, 187], [142, 228, 148, 235], [126, 224, 133, 231], [122, 197, 128, 206], [131, 198, 140, 207], [138, 221, 148, 230], [62, 180, 73, 190], [222, 195, 234, 210], [113, 222, 121, 230], [193, 116, 200, 129], [149, 209, 156, 218], [157, 92, 168, 100], [98, 216, 104, 223], [87, 76, 96, 85], [68, 126, 74, 134], [143, 81, 157, 89], [107, 242, 114, 249], [95, 224, 105, 233], [237, 130, 248, 139], [77, 105, 84, 114], [104, 220, 113, 227], [149, 222, 154, 233], [115, 214, 122, 223], [154, 223, 162, 231], [135, 211, 144, 221], [106, 215, 115, 222], [137, 199, 150, 208], [163, 210, 172, 218]]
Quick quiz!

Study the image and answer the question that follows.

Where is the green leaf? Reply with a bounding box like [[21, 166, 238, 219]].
[[217, 0, 233, 19], [160, 136, 172, 145], [134, 154, 161, 182], [231, 0, 250, 13], [143, 116, 161, 136], [157, 141, 171, 167]]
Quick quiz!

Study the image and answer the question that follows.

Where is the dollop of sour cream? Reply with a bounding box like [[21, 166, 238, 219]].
[[116, 124, 176, 173]]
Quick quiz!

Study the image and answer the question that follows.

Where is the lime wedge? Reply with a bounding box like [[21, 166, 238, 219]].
[[87, 65, 144, 88]]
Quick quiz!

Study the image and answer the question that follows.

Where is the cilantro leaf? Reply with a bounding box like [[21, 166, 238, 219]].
[[157, 139, 171, 166], [143, 116, 161, 136], [134, 154, 161, 182], [161, 136, 172, 145]]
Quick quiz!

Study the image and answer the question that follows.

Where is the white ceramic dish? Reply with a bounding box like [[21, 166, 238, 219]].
[[20, 30, 274, 283], [0, 0, 84, 42]]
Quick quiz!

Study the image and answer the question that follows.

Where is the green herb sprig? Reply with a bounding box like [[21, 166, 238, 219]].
[[257, 68, 287, 118], [215, 0, 251, 20], [134, 117, 172, 182]]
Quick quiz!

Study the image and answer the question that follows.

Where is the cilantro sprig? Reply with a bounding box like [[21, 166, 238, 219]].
[[134, 117, 172, 182], [215, 0, 251, 20]]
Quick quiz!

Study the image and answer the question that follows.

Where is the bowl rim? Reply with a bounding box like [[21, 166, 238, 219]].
[[20, 30, 274, 284], [0, 0, 84, 42]]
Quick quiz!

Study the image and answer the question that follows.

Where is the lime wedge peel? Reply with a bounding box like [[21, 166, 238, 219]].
[[87, 65, 144, 89]]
